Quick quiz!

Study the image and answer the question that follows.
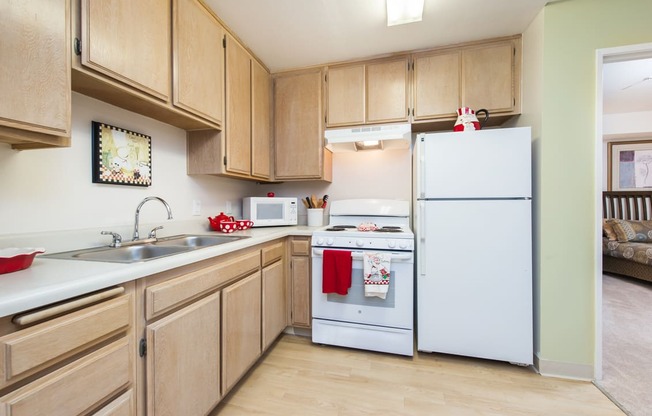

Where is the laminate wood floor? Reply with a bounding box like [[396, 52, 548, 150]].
[[213, 334, 623, 416]]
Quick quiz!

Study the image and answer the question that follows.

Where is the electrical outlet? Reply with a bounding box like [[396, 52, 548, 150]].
[[225, 201, 232, 214], [192, 200, 201, 216]]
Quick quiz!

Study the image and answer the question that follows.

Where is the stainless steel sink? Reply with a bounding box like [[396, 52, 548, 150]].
[[42, 234, 249, 264], [154, 234, 246, 248]]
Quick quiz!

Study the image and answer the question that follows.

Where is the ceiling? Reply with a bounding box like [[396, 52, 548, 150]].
[[204, 0, 548, 72], [603, 58, 652, 114], [203, 0, 650, 116]]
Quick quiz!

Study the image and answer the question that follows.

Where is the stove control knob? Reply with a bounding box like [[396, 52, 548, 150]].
[[388, 240, 396, 248], [356, 239, 364, 247], [399, 240, 408, 249], [316, 238, 324, 245], [326, 238, 334, 246]]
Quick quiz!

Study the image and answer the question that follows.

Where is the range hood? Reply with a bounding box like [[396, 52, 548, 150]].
[[324, 123, 412, 152]]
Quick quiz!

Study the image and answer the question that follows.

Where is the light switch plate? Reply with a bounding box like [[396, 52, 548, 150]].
[[225, 201, 232, 214], [192, 200, 201, 216]]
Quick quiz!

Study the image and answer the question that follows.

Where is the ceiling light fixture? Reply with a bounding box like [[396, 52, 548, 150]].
[[386, 0, 424, 27]]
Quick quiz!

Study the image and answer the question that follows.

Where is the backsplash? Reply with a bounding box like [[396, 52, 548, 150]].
[[0, 93, 413, 238]]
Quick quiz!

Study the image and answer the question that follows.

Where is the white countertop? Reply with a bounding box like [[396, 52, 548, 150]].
[[0, 226, 317, 318]]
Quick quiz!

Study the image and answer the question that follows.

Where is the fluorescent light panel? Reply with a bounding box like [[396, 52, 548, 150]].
[[387, 0, 424, 27]]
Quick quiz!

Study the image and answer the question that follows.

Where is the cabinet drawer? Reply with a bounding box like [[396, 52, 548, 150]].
[[0, 338, 131, 416], [262, 241, 284, 267], [146, 250, 260, 320], [291, 238, 310, 256], [0, 294, 131, 388], [93, 389, 134, 416]]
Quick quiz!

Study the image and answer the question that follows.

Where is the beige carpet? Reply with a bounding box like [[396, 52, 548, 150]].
[[597, 274, 652, 416]]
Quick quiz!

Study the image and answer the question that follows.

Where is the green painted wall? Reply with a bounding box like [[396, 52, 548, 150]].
[[539, 0, 652, 368]]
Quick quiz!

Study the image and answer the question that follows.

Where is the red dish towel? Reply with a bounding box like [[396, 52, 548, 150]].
[[322, 250, 352, 295]]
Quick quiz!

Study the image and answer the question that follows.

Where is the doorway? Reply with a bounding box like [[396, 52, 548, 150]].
[[595, 42, 652, 413]]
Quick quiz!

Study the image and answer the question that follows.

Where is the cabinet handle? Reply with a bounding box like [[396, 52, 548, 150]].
[[12, 287, 125, 326]]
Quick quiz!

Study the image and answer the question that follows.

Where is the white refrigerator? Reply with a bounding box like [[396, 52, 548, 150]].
[[414, 127, 533, 365]]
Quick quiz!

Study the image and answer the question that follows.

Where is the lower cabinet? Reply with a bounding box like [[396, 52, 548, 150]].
[[221, 271, 262, 395], [146, 292, 221, 416], [0, 285, 135, 415], [290, 237, 312, 328]]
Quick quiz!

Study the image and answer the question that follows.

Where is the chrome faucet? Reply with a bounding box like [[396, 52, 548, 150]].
[[133, 196, 173, 241]]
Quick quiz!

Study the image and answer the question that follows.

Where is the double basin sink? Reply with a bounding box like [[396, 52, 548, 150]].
[[43, 234, 249, 264]]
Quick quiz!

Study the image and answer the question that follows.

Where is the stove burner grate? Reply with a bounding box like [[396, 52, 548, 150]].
[[373, 227, 404, 233]]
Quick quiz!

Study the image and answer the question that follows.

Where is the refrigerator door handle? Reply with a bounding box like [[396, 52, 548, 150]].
[[419, 138, 425, 199], [419, 201, 426, 277]]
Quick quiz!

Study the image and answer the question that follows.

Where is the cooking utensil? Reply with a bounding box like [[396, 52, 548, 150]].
[[323, 194, 329, 208], [305, 196, 313, 208], [0, 248, 45, 274], [310, 194, 318, 208], [302, 198, 310, 208]]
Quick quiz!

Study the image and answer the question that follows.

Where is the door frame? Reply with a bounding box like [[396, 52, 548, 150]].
[[594, 42, 652, 381]]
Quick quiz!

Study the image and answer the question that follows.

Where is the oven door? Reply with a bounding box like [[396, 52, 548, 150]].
[[311, 248, 413, 329]]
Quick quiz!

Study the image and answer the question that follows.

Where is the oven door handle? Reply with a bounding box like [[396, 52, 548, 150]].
[[311, 249, 412, 261]]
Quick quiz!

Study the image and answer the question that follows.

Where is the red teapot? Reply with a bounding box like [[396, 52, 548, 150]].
[[208, 212, 234, 231]]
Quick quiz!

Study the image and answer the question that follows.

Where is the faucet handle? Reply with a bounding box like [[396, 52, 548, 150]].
[[148, 226, 164, 239], [101, 231, 122, 248]]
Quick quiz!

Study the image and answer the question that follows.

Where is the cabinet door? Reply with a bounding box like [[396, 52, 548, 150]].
[[81, 0, 170, 101], [462, 42, 515, 113], [222, 272, 262, 394], [262, 260, 287, 350], [413, 51, 461, 120], [0, 0, 70, 139], [173, 0, 224, 125], [251, 60, 271, 179], [0, 339, 131, 416], [291, 256, 311, 328], [147, 292, 221, 416], [225, 35, 252, 176], [326, 64, 365, 127], [366, 58, 410, 124], [274, 70, 324, 180]]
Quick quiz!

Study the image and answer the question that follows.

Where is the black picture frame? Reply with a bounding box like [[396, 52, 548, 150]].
[[92, 121, 152, 187]]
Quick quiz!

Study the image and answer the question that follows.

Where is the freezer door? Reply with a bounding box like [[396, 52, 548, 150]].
[[417, 127, 531, 199], [416, 199, 533, 365]]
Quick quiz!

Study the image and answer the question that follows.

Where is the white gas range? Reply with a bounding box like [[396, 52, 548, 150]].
[[311, 199, 414, 356]]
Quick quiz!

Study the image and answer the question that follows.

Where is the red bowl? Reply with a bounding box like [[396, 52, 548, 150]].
[[0, 248, 45, 275]]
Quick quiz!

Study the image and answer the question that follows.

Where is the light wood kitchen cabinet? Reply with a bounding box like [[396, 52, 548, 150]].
[[274, 69, 332, 181], [289, 237, 311, 328], [412, 36, 521, 128], [222, 271, 262, 395], [225, 34, 252, 176], [251, 59, 273, 180], [0, 285, 135, 415], [187, 36, 272, 181], [146, 292, 221, 416], [326, 57, 410, 127], [262, 242, 287, 350], [0, 0, 71, 149], [72, 0, 222, 131], [173, 0, 225, 126]]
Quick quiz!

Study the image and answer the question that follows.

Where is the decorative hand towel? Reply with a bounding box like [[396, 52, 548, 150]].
[[363, 252, 391, 299], [322, 250, 352, 295]]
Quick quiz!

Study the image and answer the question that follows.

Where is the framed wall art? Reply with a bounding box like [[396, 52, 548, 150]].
[[92, 121, 152, 187], [608, 139, 652, 191]]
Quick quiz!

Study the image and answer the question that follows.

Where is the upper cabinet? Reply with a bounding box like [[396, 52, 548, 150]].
[[187, 35, 272, 181], [173, 0, 225, 126], [274, 69, 332, 181], [413, 36, 521, 128], [0, 0, 71, 149], [72, 0, 224, 130], [326, 56, 410, 127]]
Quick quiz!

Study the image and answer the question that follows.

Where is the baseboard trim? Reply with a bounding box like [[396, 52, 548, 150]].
[[534, 353, 594, 380]]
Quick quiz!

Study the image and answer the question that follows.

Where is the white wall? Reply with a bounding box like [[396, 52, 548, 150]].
[[0, 93, 257, 236], [0, 93, 413, 236]]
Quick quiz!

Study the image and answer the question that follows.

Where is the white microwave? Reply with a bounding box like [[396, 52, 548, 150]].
[[242, 197, 298, 227]]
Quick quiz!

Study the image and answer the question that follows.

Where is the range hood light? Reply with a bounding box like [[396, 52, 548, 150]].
[[354, 140, 383, 151], [325, 122, 412, 153]]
